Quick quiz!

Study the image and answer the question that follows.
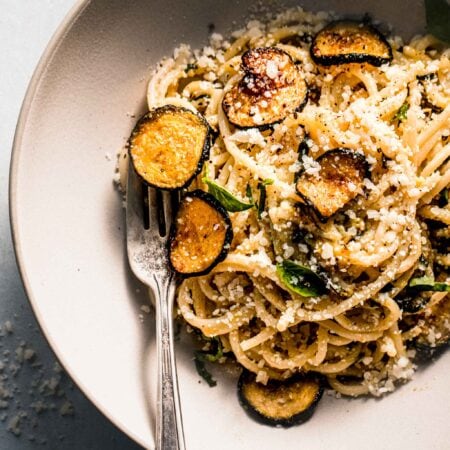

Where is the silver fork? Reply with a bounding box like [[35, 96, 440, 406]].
[[126, 162, 185, 450]]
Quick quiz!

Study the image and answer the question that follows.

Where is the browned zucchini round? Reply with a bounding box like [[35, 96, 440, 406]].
[[310, 21, 393, 67], [222, 47, 307, 128], [128, 105, 211, 190], [169, 190, 233, 276], [238, 371, 324, 427], [296, 148, 368, 219]]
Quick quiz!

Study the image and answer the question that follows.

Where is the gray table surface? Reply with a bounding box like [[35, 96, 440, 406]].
[[0, 0, 142, 448]]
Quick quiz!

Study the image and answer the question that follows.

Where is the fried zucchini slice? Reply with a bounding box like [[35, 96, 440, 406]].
[[238, 371, 324, 427], [310, 21, 393, 67], [222, 47, 307, 128], [128, 105, 211, 190], [296, 149, 368, 219], [169, 190, 233, 276]]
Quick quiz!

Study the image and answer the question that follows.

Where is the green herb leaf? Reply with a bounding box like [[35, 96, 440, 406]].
[[194, 352, 217, 387], [425, 0, 450, 43], [203, 173, 254, 212], [204, 337, 223, 362], [409, 276, 450, 292], [276, 260, 328, 297], [246, 183, 254, 203], [256, 179, 274, 218], [394, 102, 409, 122]]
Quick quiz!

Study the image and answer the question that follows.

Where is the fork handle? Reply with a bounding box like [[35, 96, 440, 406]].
[[155, 275, 185, 450]]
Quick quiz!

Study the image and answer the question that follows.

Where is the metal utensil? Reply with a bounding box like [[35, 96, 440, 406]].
[[126, 162, 184, 450]]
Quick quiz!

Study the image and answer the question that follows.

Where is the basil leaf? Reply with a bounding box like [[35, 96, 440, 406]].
[[194, 352, 217, 387], [203, 337, 223, 362], [425, 0, 450, 43], [246, 183, 254, 203], [203, 176, 254, 212], [257, 179, 274, 218], [409, 276, 450, 292], [276, 260, 328, 297], [394, 102, 409, 122]]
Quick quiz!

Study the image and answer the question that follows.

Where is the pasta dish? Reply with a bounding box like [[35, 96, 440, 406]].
[[125, 7, 449, 425]]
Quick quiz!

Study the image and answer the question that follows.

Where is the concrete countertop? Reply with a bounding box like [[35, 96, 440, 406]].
[[0, 0, 141, 448]]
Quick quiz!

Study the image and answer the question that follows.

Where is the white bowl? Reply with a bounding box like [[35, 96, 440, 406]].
[[10, 0, 449, 448]]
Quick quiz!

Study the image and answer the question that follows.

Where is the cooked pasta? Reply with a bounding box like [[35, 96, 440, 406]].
[[144, 8, 449, 397]]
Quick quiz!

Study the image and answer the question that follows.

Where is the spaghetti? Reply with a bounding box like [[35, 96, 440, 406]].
[[144, 8, 449, 397]]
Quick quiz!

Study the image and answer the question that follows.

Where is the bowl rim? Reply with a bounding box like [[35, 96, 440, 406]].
[[8, 0, 147, 447]]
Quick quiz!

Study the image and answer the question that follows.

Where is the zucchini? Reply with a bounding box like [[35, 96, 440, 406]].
[[128, 105, 211, 190], [238, 371, 324, 427], [296, 149, 368, 219], [310, 21, 393, 67], [222, 47, 307, 128], [169, 190, 233, 276]]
